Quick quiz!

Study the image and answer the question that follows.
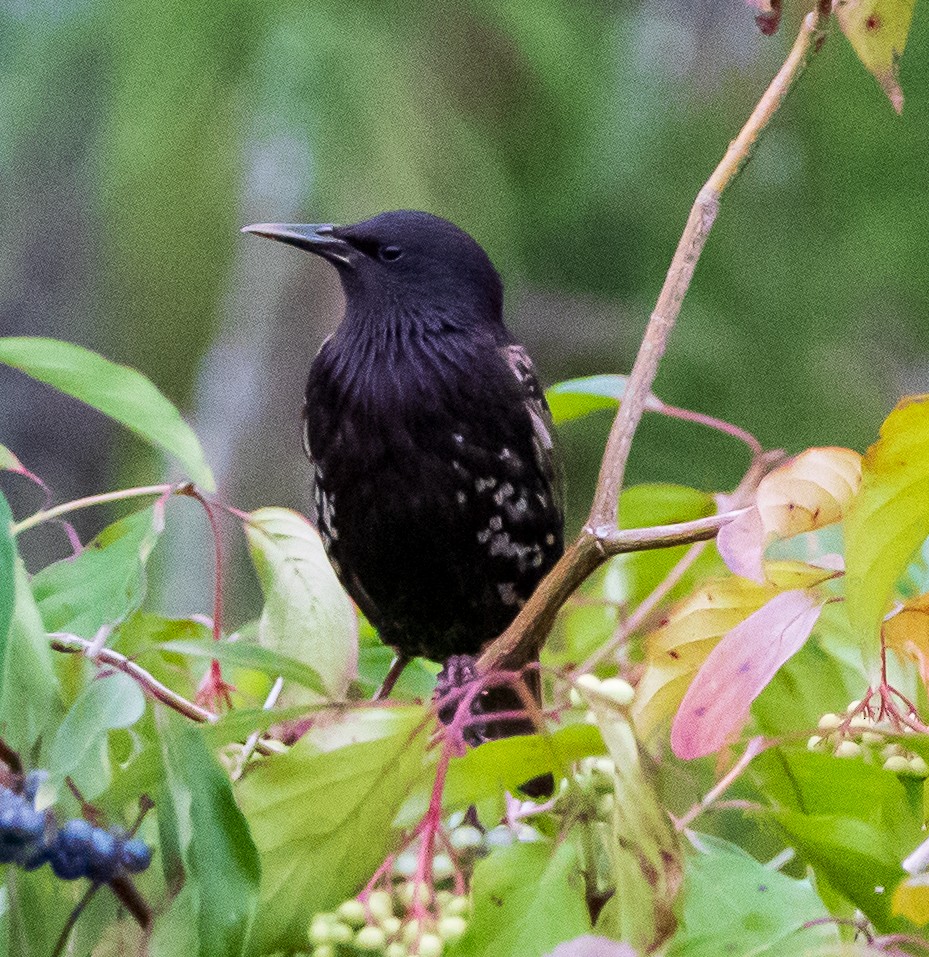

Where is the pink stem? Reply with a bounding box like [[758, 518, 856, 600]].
[[659, 402, 763, 455]]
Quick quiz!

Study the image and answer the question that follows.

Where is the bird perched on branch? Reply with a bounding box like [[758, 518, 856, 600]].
[[243, 211, 564, 751]]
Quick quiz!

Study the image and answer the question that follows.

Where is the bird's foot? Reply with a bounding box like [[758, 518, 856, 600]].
[[435, 655, 488, 747]]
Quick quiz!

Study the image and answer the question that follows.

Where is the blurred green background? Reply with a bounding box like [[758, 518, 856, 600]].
[[1, 0, 927, 621]]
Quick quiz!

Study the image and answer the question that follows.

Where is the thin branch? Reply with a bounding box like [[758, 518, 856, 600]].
[[50, 633, 218, 723], [11, 484, 174, 536], [658, 402, 763, 456], [589, 9, 824, 533], [478, 10, 825, 673]]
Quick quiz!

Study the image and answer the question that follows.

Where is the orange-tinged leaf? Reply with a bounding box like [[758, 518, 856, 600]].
[[845, 395, 929, 676], [718, 448, 862, 583], [893, 873, 929, 924], [885, 592, 929, 689], [835, 0, 916, 112], [671, 590, 825, 759], [632, 562, 833, 738]]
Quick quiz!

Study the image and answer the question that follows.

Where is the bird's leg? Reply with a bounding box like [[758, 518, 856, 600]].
[[373, 654, 410, 701]]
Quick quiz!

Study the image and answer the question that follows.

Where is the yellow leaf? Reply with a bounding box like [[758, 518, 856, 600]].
[[835, 0, 916, 113], [893, 873, 929, 924], [845, 395, 929, 677], [757, 447, 862, 539], [632, 562, 833, 738], [884, 592, 929, 689]]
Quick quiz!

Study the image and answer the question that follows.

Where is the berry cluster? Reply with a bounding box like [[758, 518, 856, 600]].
[[807, 704, 929, 775], [0, 773, 152, 883], [574, 757, 620, 820], [309, 888, 470, 957]]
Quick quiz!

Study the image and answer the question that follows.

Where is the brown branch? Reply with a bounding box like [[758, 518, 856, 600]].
[[478, 11, 825, 674]]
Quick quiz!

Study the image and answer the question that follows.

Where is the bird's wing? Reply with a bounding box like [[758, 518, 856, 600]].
[[501, 344, 563, 510]]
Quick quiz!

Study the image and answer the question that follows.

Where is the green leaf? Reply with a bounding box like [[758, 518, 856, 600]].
[[451, 841, 591, 957], [160, 638, 327, 697], [545, 374, 661, 425], [1, 558, 58, 751], [772, 811, 905, 931], [149, 884, 201, 957], [666, 835, 836, 956], [845, 395, 929, 676], [0, 492, 16, 675], [835, 0, 916, 113], [49, 670, 146, 799], [238, 707, 430, 953], [161, 716, 261, 957], [32, 505, 163, 640], [244, 507, 358, 701], [0, 337, 214, 490], [443, 724, 605, 812]]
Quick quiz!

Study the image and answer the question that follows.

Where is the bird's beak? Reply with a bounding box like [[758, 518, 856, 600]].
[[241, 222, 352, 266]]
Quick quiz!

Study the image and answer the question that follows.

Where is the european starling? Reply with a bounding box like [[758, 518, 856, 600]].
[[243, 211, 564, 741]]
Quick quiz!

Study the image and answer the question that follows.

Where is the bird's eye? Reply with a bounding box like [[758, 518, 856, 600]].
[[379, 245, 403, 262]]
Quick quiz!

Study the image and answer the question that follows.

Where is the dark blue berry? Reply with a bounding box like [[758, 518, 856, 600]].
[[16, 841, 50, 871], [57, 818, 94, 853], [49, 847, 86, 880], [86, 828, 120, 882], [119, 838, 152, 873], [0, 837, 19, 864]]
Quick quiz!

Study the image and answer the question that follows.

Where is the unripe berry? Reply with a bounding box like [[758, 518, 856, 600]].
[[355, 925, 387, 951], [402, 919, 424, 944], [849, 715, 872, 732], [834, 741, 862, 759], [597, 793, 615, 818], [328, 921, 353, 944], [438, 915, 467, 941], [597, 678, 635, 707], [398, 883, 428, 910], [861, 731, 885, 745], [432, 853, 454, 881], [484, 826, 514, 848], [569, 688, 583, 707], [368, 890, 394, 923], [443, 895, 469, 917], [417, 932, 444, 957], [382, 916, 402, 936], [338, 898, 367, 927], [883, 743, 905, 759], [312, 946, 335, 957], [593, 758, 616, 777], [394, 850, 418, 878], [817, 713, 842, 731], [910, 755, 929, 775], [386, 944, 408, 957], [807, 735, 824, 752], [449, 825, 483, 853], [883, 755, 910, 773], [575, 674, 601, 693], [309, 920, 334, 945]]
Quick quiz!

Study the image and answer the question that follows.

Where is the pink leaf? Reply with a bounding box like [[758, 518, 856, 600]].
[[545, 938, 639, 957], [716, 506, 766, 583], [671, 589, 825, 759]]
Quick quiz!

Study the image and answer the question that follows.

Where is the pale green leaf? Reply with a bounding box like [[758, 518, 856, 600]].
[[845, 395, 929, 676], [0, 336, 214, 490], [545, 374, 661, 425], [32, 505, 163, 640], [1, 558, 59, 751], [244, 507, 357, 701], [667, 835, 836, 956], [452, 841, 591, 957], [238, 707, 430, 953], [161, 717, 261, 957], [49, 670, 146, 799]]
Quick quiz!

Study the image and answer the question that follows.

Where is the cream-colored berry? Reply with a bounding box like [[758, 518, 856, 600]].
[[443, 895, 470, 917], [382, 916, 402, 936], [417, 932, 444, 957], [394, 851, 419, 878], [849, 715, 872, 732], [597, 793, 615, 818], [818, 713, 842, 731], [386, 944, 408, 957], [575, 673, 601, 692], [312, 946, 335, 957], [337, 899, 367, 927], [834, 740, 862, 758], [356, 925, 387, 951], [807, 735, 824, 752], [597, 678, 635, 706], [861, 731, 885, 745], [910, 755, 929, 775], [329, 921, 353, 944], [309, 921, 334, 945], [569, 687, 584, 707], [883, 743, 905, 759], [449, 825, 483, 852], [438, 915, 468, 941], [368, 890, 394, 923], [432, 853, 455, 880], [883, 755, 910, 773]]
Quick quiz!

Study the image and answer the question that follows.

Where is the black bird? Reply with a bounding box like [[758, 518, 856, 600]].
[[243, 211, 564, 738]]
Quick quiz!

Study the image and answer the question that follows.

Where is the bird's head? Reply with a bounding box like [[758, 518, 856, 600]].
[[242, 210, 504, 332]]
